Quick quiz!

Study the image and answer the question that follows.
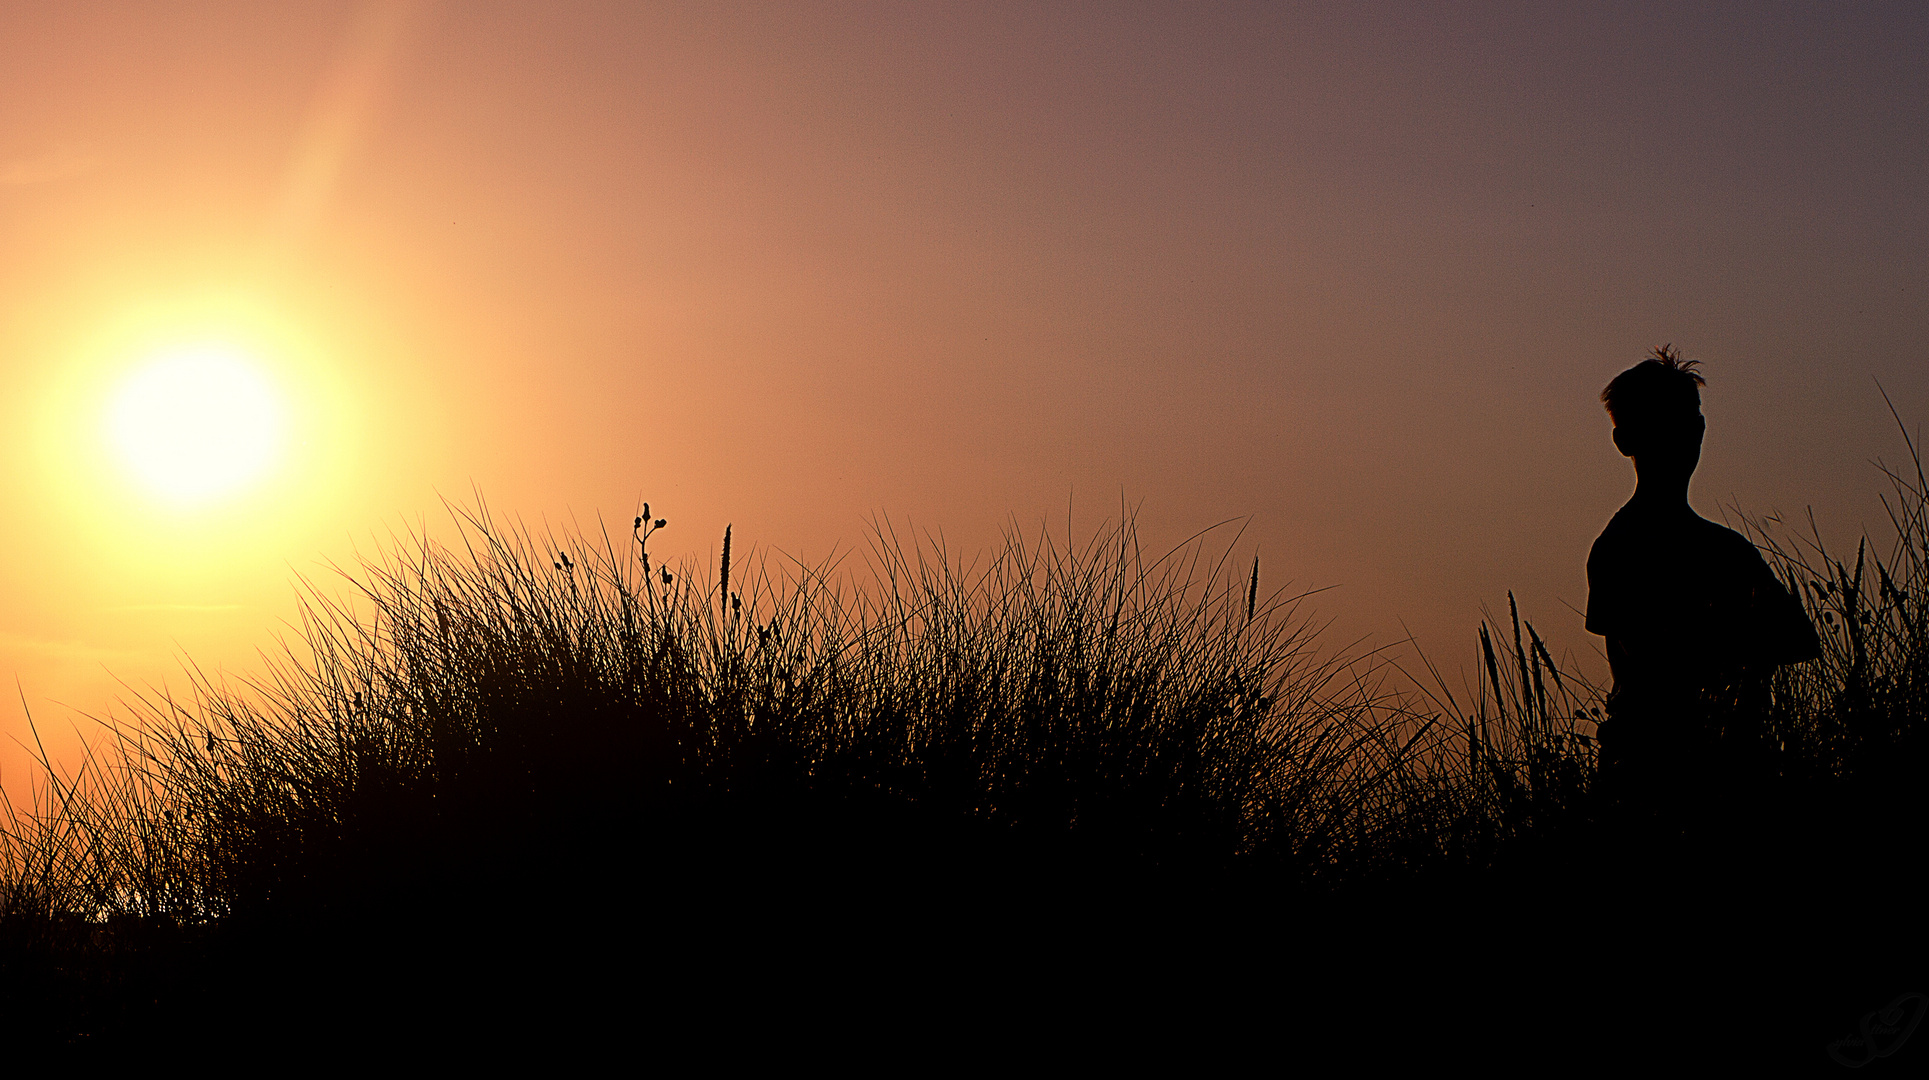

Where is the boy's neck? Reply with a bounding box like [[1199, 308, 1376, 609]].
[[1629, 470, 1693, 510]]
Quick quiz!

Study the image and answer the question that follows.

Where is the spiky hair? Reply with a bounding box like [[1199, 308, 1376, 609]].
[[1601, 344, 1705, 426]]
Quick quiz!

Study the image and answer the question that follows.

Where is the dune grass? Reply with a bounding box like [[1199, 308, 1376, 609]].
[[3, 415, 1925, 1046], [1, 506, 1461, 920], [1748, 404, 1929, 786], [0, 497, 1606, 939]]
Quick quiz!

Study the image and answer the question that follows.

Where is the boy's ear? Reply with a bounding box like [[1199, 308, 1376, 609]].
[[1612, 425, 1637, 458]]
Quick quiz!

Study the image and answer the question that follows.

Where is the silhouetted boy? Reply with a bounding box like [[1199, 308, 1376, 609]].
[[1586, 347, 1818, 826]]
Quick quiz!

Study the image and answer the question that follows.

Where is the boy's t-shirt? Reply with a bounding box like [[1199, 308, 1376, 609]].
[[1586, 500, 1817, 713]]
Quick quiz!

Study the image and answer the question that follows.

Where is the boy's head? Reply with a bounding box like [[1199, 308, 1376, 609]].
[[1602, 344, 1706, 472]]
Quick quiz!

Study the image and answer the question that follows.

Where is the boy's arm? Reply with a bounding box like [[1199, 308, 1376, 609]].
[[1748, 553, 1820, 666], [1586, 537, 1640, 701], [1584, 538, 1618, 638]]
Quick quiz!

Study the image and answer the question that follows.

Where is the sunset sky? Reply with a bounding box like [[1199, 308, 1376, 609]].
[[2, 2, 1924, 782]]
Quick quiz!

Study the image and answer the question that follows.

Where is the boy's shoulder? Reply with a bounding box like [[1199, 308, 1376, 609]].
[[1589, 503, 1758, 564], [1586, 506, 1767, 639]]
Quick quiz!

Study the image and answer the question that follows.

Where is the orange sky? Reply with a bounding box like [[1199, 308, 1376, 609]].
[[3, 2, 1925, 784]]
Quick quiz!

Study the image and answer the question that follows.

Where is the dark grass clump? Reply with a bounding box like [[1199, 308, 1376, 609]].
[[1739, 400, 1929, 892], [1387, 592, 1603, 885], [0, 507, 1451, 946], [130, 505, 1440, 903], [1753, 418, 1929, 784], [0, 504, 1482, 1045]]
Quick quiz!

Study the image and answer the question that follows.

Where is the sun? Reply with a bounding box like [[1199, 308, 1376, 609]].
[[106, 344, 287, 504]]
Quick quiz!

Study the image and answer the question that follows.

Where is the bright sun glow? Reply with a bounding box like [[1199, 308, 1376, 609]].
[[107, 344, 287, 504]]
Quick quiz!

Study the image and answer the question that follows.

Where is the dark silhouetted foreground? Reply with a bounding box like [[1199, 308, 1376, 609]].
[[2, 415, 1924, 1062]]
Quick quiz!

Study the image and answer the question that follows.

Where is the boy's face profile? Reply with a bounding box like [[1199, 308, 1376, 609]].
[[1599, 349, 1708, 491], [1611, 406, 1705, 482]]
